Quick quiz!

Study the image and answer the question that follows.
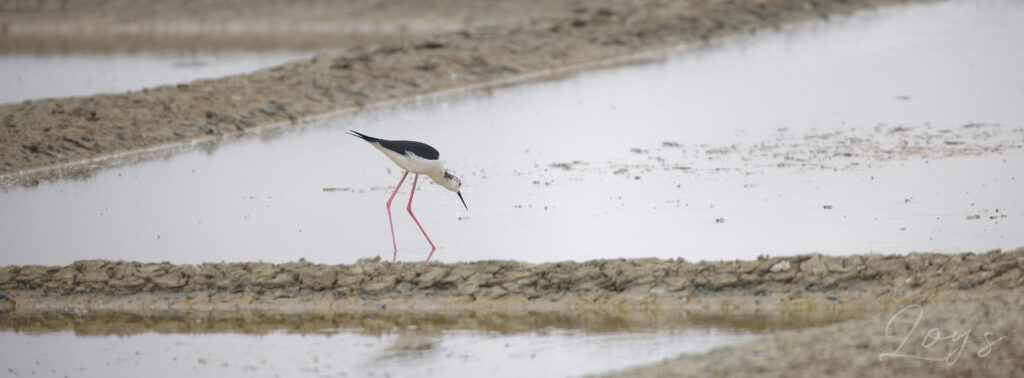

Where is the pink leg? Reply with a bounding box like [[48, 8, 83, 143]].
[[407, 174, 437, 260], [386, 171, 409, 262]]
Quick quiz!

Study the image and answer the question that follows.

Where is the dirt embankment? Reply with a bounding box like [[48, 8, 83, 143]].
[[1, 249, 1020, 314], [0, 0, 924, 185]]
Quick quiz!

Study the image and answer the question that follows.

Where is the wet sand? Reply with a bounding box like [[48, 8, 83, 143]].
[[0, 0, 927, 186]]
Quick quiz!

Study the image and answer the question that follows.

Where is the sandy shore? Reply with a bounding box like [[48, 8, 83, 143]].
[[0, 0, 925, 186]]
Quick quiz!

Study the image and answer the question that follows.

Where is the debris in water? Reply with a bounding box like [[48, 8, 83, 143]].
[[549, 162, 573, 170]]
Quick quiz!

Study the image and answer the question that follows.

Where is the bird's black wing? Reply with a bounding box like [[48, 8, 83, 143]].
[[348, 130, 440, 160]]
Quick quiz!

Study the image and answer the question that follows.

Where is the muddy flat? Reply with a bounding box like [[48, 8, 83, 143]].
[[2, 0, 1023, 376], [2, 249, 1022, 376]]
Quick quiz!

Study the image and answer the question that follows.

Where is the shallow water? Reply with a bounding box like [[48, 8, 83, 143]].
[[0, 310, 853, 378], [2, 0, 1023, 265], [0, 50, 322, 105]]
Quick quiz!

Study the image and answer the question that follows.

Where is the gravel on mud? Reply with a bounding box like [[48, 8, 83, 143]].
[[1, 248, 1020, 314]]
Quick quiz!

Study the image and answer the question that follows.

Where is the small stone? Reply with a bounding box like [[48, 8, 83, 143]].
[[356, 256, 381, 265], [0, 295, 14, 313], [363, 276, 396, 292], [137, 264, 166, 278], [266, 272, 297, 288], [15, 266, 48, 284], [153, 271, 187, 289], [485, 286, 508, 298], [80, 269, 110, 284], [260, 103, 279, 115], [299, 268, 337, 291], [396, 282, 414, 293], [0, 267, 17, 285], [416, 41, 446, 49], [770, 261, 792, 272]]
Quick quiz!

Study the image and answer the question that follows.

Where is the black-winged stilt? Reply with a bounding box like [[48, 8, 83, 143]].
[[347, 130, 467, 262]]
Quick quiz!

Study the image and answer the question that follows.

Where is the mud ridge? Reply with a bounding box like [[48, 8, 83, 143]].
[[1, 248, 1020, 314]]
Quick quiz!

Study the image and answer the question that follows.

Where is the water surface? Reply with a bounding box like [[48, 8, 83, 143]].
[[0, 310, 855, 378], [1, 0, 1022, 265], [0, 50, 322, 105]]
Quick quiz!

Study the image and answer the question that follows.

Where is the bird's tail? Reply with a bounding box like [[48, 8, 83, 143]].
[[346, 130, 379, 143]]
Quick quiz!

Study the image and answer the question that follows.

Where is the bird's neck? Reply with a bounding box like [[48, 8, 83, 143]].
[[427, 170, 446, 185]]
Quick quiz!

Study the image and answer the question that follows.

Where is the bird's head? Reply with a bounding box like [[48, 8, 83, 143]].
[[441, 170, 468, 210]]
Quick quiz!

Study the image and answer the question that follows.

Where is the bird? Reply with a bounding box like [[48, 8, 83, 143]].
[[347, 130, 467, 262]]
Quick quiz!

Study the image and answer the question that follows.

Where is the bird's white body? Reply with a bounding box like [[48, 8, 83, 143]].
[[372, 143, 446, 184]]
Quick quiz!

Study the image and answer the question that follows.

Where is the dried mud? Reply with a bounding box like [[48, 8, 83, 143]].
[[0, 0, 925, 186], [1, 249, 1021, 315]]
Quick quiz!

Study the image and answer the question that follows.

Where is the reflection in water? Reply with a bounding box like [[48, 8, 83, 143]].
[[0, 308, 866, 336], [1, 328, 752, 378], [0, 309, 861, 377]]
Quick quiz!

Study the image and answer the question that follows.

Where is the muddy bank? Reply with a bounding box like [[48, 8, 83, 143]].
[[602, 287, 1024, 378], [1, 248, 1020, 314], [0, 0, 926, 186]]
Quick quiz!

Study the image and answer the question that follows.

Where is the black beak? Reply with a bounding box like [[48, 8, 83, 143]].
[[457, 191, 468, 210]]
